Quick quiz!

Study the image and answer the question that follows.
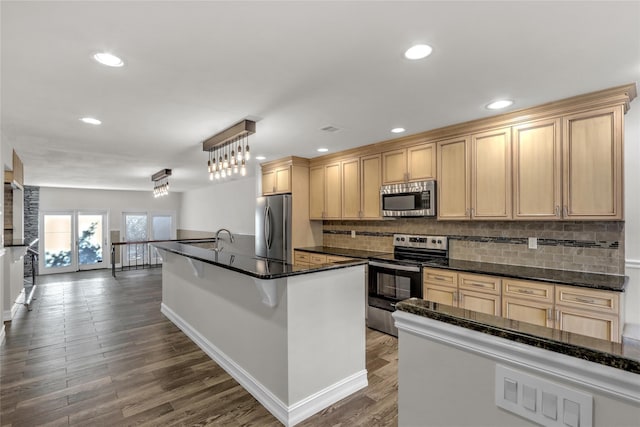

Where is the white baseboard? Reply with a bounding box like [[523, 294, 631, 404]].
[[3, 302, 20, 322], [161, 303, 367, 426], [0, 324, 5, 345]]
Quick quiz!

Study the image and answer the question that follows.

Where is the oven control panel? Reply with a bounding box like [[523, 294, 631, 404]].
[[393, 234, 448, 250]]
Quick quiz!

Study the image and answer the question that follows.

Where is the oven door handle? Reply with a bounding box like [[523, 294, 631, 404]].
[[368, 261, 421, 273]]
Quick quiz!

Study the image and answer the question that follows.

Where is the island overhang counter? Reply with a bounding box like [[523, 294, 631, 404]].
[[153, 242, 368, 427]]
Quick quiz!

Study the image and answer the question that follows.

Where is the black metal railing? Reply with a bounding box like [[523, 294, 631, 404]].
[[110, 238, 216, 277]]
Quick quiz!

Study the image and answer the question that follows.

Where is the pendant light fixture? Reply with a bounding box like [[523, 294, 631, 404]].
[[202, 119, 256, 182], [152, 169, 171, 198]]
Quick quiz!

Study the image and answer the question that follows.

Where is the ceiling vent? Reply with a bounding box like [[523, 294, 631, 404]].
[[320, 125, 341, 133]]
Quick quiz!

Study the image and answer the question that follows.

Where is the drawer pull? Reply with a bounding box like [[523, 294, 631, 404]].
[[469, 282, 487, 288], [434, 275, 447, 281], [546, 308, 553, 321], [574, 297, 596, 304], [517, 289, 534, 294]]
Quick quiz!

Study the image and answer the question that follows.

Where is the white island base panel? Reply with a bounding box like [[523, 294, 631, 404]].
[[160, 253, 367, 426]]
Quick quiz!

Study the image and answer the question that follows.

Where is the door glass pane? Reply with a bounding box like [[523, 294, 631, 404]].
[[44, 214, 73, 268], [78, 214, 103, 266], [152, 216, 172, 240], [125, 214, 148, 262]]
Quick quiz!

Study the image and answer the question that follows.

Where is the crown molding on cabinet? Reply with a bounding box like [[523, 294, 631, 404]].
[[310, 83, 637, 166]]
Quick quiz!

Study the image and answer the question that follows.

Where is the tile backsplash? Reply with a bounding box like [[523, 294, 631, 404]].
[[322, 219, 625, 275]]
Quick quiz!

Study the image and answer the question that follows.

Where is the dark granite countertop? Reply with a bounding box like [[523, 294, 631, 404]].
[[152, 242, 367, 280], [295, 246, 392, 259], [396, 298, 640, 374], [422, 258, 628, 292]]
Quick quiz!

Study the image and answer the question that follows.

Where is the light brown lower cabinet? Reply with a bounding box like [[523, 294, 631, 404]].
[[555, 285, 621, 343], [293, 251, 353, 267], [425, 271, 623, 343], [502, 279, 555, 328], [423, 268, 501, 316]]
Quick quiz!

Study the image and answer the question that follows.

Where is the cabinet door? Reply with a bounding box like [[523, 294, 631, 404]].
[[407, 143, 436, 181], [361, 154, 382, 219], [309, 166, 325, 219], [458, 290, 501, 316], [471, 127, 512, 219], [326, 255, 351, 263], [436, 136, 471, 220], [512, 119, 562, 219], [342, 158, 361, 219], [563, 105, 623, 220], [424, 284, 457, 307], [556, 307, 619, 342], [502, 296, 553, 328], [324, 162, 342, 219], [262, 170, 276, 195], [275, 167, 291, 193], [382, 149, 407, 184]]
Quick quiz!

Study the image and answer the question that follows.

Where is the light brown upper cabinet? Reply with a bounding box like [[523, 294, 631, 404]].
[[342, 154, 382, 219], [512, 118, 562, 220], [382, 142, 436, 184], [471, 127, 512, 220], [562, 105, 623, 220], [309, 162, 342, 219], [341, 158, 361, 219], [262, 165, 291, 195], [360, 154, 382, 219], [436, 136, 471, 220], [437, 128, 511, 221]]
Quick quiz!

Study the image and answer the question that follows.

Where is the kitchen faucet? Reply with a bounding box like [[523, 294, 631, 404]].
[[213, 228, 235, 252]]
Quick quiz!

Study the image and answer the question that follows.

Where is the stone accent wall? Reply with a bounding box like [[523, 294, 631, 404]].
[[23, 186, 40, 277], [4, 184, 13, 244], [322, 219, 625, 275]]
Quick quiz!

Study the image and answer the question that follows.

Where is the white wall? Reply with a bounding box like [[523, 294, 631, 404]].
[[178, 177, 257, 235], [624, 101, 640, 325], [39, 187, 181, 232]]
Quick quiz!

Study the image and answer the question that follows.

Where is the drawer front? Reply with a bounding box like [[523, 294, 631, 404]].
[[458, 273, 501, 295], [555, 286, 619, 314], [423, 268, 458, 288], [294, 251, 311, 263], [503, 279, 554, 303], [309, 254, 328, 264], [326, 255, 351, 263]]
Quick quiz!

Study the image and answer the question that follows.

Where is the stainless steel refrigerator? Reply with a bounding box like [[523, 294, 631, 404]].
[[255, 194, 292, 263]]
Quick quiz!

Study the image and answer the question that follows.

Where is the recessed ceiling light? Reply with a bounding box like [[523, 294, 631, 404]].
[[80, 117, 102, 125], [93, 52, 124, 67], [391, 127, 406, 134], [486, 99, 514, 110], [404, 44, 433, 60], [255, 156, 266, 160], [317, 148, 329, 153]]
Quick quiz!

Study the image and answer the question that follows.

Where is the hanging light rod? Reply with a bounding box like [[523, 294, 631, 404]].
[[202, 119, 256, 152], [151, 168, 172, 182]]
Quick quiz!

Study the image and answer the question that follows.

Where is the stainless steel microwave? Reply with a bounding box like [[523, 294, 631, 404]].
[[380, 180, 436, 217]]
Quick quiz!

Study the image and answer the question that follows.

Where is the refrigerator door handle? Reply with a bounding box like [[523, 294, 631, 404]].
[[265, 205, 272, 250]]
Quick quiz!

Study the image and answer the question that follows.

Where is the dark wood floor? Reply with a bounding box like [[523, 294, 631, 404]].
[[0, 269, 398, 426]]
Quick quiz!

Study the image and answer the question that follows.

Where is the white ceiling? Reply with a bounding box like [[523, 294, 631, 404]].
[[2, 1, 639, 192]]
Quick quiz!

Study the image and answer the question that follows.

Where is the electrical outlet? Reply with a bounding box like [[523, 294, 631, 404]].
[[528, 237, 538, 249], [351, 230, 356, 238]]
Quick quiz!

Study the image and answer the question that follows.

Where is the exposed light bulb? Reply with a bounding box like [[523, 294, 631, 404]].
[[215, 171, 220, 180], [240, 159, 246, 176], [209, 172, 214, 181], [245, 144, 250, 160], [221, 169, 226, 178]]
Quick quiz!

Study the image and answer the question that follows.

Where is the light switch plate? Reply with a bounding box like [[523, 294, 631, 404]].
[[495, 365, 592, 427], [528, 237, 538, 249]]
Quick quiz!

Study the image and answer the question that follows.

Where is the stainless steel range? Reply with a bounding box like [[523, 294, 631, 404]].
[[367, 234, 448, 336]]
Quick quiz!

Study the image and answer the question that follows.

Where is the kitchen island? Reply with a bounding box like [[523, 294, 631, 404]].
[[393, 298, 640, 426], [152, 242, 368, 427]]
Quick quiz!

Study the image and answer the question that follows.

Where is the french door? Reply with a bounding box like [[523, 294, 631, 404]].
[[122, 212, 175, 266], [40, 211, 108, 274]]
